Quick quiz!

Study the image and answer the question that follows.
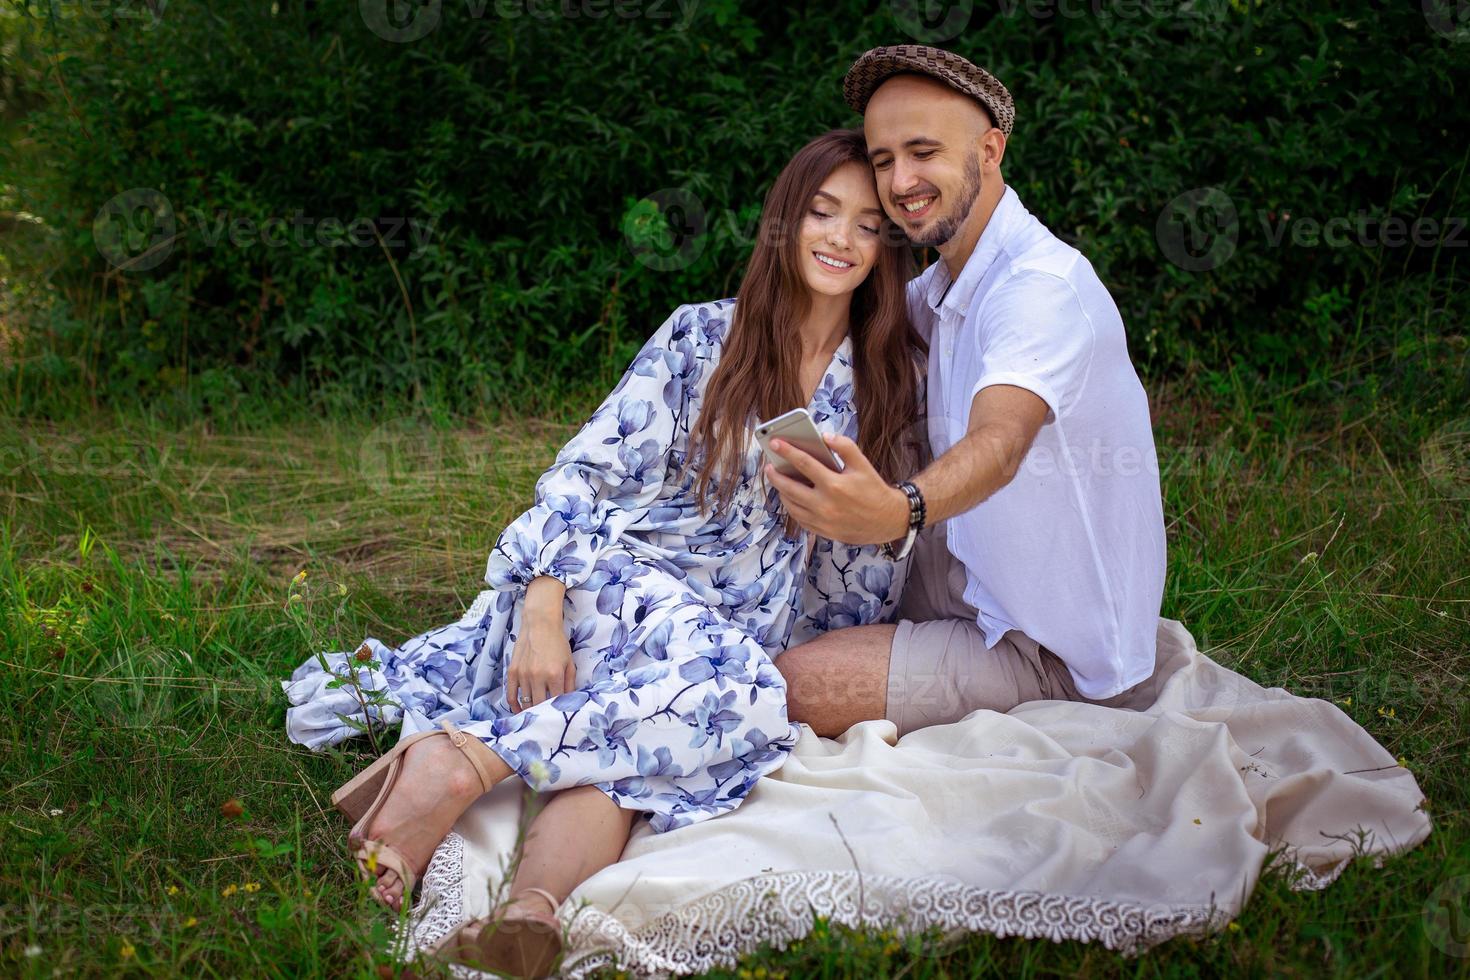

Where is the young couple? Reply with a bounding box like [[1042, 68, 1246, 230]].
[[282, 43, 1167, 978]]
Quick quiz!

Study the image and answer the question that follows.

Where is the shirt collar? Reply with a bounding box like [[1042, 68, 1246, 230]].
[[922, 184, 1022, 318]]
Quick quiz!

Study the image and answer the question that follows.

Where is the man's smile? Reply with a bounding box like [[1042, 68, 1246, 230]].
[[896, 194, 937, 220]]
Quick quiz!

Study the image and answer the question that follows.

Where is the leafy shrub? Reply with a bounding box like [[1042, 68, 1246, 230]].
[[1, 0, 1466, 416]]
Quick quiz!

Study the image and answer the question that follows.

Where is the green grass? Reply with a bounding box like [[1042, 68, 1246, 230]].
[[1, 376, 1467, 978]]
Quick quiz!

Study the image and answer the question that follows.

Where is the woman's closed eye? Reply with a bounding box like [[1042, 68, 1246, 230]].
[[811, 209, 879, 235]]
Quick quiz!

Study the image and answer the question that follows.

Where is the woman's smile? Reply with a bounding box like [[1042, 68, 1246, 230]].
[[812, 250, 856, 273]]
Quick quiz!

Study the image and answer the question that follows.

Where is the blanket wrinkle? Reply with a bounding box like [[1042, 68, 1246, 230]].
[[395, 617, 1431, 977]]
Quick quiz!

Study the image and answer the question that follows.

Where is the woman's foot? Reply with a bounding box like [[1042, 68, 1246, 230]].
[[500, 888, 560, 927], [350, 733, 506, 910]]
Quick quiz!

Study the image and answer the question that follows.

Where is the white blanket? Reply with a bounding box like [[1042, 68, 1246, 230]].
[[403, 618, 1431, 976]]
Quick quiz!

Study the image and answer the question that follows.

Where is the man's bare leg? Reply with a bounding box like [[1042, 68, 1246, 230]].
[[775, 624, 897, 736]]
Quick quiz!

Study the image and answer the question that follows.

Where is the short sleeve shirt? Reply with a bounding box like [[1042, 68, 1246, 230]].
[[907, 186, 1167, 699]]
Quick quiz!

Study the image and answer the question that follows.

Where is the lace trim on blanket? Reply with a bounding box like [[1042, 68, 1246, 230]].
[[397, 829, 1379, 977]]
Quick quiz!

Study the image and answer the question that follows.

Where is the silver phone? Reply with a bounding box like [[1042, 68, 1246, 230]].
[[754, 407, 845, 483]]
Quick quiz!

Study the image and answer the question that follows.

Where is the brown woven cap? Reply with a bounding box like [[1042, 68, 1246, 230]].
[[843, 44, 1014, 136]]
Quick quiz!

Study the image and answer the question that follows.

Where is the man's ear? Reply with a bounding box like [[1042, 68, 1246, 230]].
[[985, 127, 1007, 172]]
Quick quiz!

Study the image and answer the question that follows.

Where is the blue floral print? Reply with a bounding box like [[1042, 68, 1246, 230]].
[[282, 299, 920, 833]]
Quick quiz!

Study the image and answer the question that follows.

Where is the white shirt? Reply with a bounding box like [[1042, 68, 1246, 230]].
[[907, 185, 1166, 699]]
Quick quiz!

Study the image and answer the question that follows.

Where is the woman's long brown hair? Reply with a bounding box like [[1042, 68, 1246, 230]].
[[676, 128, 929, 541]]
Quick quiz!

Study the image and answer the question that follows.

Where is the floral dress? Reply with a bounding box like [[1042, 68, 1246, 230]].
[[282, 298, 921, 832]]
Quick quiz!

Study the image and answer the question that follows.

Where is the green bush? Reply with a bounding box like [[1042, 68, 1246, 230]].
[[2, 0, 1467, 415]]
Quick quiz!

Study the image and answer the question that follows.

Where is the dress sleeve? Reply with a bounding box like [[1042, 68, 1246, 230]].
[[484, 304, 696, 593]]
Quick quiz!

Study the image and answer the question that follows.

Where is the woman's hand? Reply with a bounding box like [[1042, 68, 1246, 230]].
[[507, 576, 577, 712]]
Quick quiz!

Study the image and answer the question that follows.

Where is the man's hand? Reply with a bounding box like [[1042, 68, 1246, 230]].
[[764, 434, 910, 546]]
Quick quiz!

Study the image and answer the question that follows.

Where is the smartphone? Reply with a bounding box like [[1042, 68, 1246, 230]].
[[755, 407, 845, 483]]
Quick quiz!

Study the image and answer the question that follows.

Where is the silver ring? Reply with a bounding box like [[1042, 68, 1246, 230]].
[[517, 696, 531, 704]]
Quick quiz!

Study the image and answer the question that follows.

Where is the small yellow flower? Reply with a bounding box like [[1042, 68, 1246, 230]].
[[337, 582, 348, 597], [1192, 817, 1202, 825], [221, 883, 239, 898], [1228, 921, 1241, 932], [1376, 706, 1396, 719], [183, 917, 198, 928], [120, 941, 136, 960], [1336, 697, 1352, 707], [292, 569, 308, 585], [1397, 756, 1409, 768], [243, 881, 261, 893], [166, 884, 179, 896]]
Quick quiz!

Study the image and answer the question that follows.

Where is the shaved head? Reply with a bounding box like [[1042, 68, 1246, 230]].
[[862, 72, 1008, 268]]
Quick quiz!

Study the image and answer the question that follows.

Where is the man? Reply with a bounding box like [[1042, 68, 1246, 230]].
[[765, 44, 1168, 737]]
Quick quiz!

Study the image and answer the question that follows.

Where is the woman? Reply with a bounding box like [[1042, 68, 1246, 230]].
[[281, 127, 929, 974]]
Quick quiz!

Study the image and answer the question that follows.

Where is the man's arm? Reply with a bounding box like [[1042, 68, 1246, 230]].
[[762, 382, 1048, 546], [908, 382, 1049, 527]]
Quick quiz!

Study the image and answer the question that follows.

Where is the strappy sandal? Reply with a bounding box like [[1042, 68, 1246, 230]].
[[427, 886, 564, 978], [331, 718, 501, 904]]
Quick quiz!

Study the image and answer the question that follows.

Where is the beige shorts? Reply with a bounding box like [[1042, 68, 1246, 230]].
[[886, 521, 1164, 737]]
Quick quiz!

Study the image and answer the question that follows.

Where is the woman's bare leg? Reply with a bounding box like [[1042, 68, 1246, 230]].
[[500, 784, 636, 919], [355, 734, 515, 910]]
